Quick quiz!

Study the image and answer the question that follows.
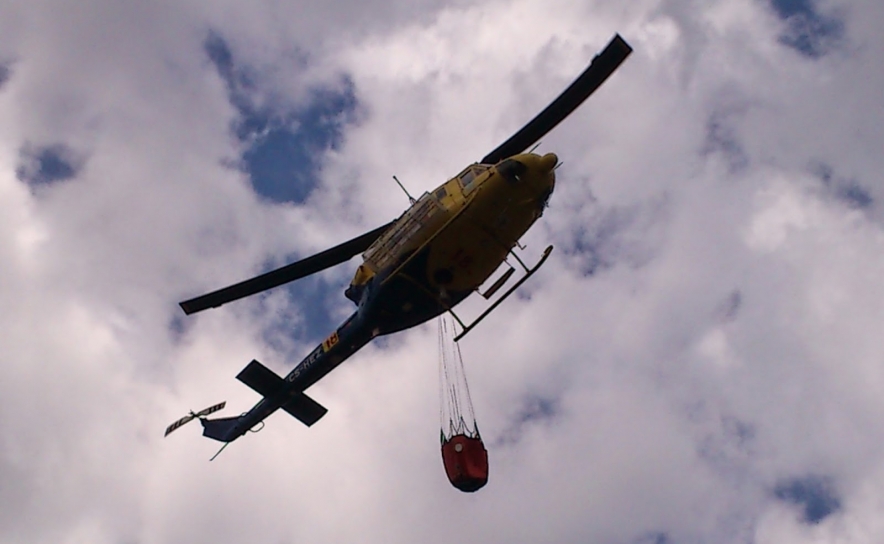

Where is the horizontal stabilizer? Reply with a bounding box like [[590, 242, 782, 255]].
[[282, 392, 328, 427], [237, 359, 284, 398]]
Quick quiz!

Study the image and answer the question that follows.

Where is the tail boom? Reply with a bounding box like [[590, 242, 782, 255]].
[[199, 311, 374, 443]]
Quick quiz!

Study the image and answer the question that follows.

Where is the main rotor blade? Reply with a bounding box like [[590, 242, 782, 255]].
[[480, 34, 632, 165], [179, 220, 394, 315]]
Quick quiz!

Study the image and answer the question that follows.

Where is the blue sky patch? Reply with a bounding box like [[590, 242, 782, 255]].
[[770, 0, 844, 58], [242, 84, 357, 204], [634, 533, 671, 544], [16, 143, 82, 186], [774, 475, 841, 524], [835, 182, 873, 209], [696, 413, 757, 479], [703, 110, 748, 172], [260, 273, 347, 348], [561, 205, 637, 277], [205, 32, 359, 205], [719, 290, 743, 322], [168, 314, 190, 344], [517, 395, 559, 424], [0, 64, 10, 89], [495, 394, 560, 446], [204, 32, 362, 347], [813, 162, 874, 210]]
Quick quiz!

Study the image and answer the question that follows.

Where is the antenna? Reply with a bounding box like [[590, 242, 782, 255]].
[[210, 442, 230, 461], [393, 175, 417, 205]]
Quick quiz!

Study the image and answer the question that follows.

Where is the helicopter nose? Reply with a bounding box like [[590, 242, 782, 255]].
[[539, 153, 558, 172]]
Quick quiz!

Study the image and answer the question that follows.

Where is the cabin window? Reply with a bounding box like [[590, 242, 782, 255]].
[[363, 193, 440, 270], [461, 169, 476, 187], [460, 165, 488, 194]]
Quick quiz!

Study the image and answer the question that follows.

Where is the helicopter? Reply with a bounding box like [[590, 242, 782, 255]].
[[166, 34, 632, 448]]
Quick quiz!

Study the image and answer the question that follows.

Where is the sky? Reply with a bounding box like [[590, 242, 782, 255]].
[[1, 0, 883, 542]]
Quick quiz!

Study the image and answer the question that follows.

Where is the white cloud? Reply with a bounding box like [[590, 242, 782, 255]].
[[3, 0, 884, 542]]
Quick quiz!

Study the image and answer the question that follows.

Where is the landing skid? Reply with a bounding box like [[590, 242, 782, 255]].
[[450, 245, 553, 342]]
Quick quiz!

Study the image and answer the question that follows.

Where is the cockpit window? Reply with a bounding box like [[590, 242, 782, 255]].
[[496, 159, 527, 183]]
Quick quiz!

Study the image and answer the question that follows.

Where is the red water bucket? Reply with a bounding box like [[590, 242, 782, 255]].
[[441, 434, 488, 492]]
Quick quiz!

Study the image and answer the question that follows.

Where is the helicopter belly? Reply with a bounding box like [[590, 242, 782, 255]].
[[364, 248, 472, 335]]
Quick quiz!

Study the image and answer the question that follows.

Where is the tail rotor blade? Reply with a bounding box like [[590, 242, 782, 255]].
[[194, 401, 226, 418], [164, 413, 197, 437], [164, 401, 227, 437]]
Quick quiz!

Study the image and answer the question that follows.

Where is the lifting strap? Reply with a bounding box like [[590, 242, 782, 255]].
[[438, 315, 479, 441]]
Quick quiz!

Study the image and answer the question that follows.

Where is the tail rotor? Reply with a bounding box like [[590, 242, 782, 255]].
[[164, 401, 226, 437]]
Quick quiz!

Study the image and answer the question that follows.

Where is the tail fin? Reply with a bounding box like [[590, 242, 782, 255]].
[[201, 416, 243, 443]]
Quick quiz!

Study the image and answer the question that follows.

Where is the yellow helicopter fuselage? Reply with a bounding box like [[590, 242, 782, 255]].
[[347, 152, 558, 335]]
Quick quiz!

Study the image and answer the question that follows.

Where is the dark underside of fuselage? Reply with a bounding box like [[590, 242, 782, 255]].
[[361, 247, 471, 336]]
